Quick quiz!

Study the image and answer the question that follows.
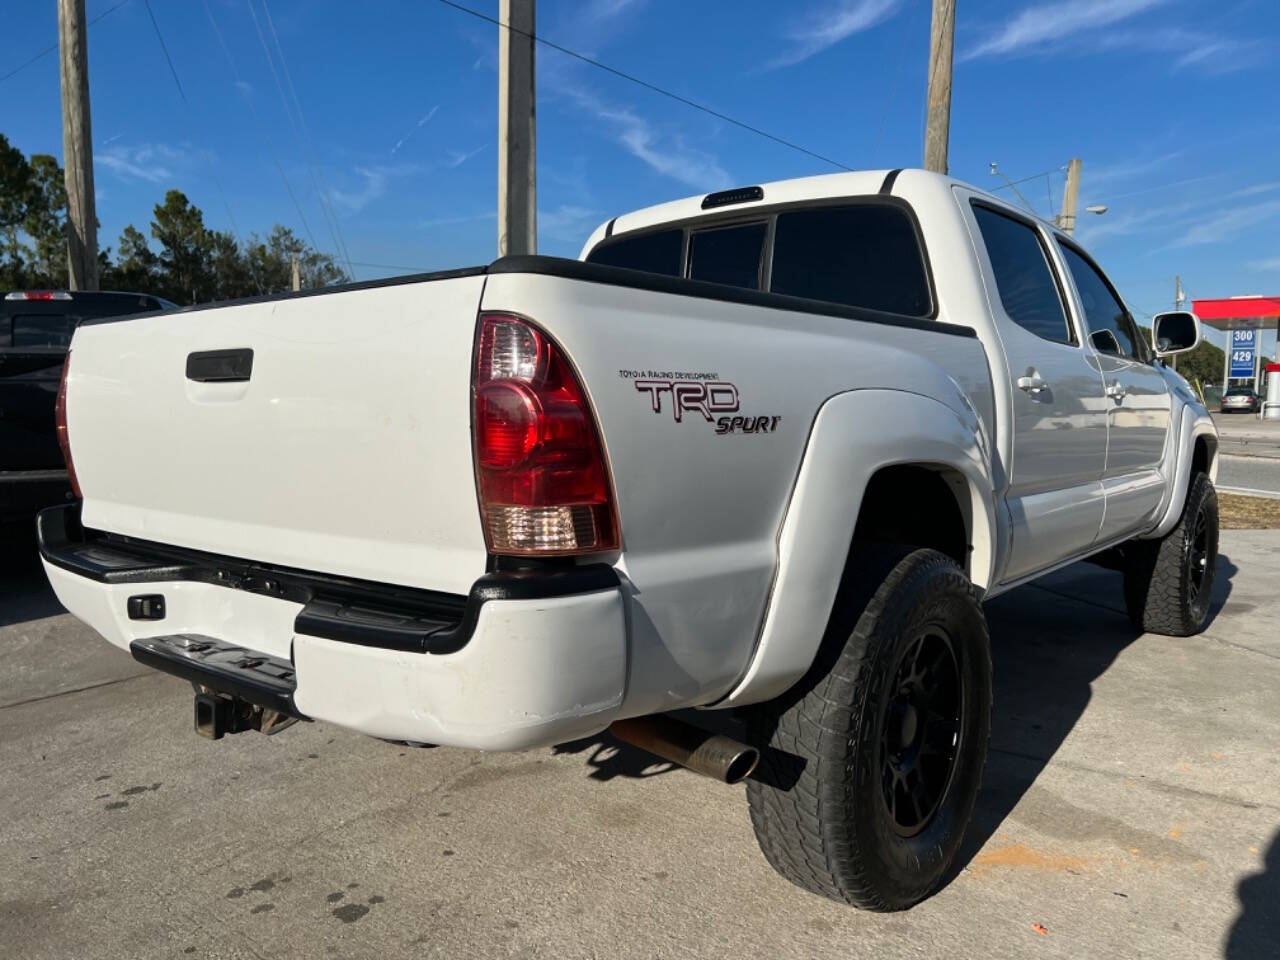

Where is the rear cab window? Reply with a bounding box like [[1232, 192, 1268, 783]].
[[584, 229, 682, 277], [689, 222, 766, 289], [0, 293, 168, 350], [585, 199, 934, 318], [770, 204, 931, 316]]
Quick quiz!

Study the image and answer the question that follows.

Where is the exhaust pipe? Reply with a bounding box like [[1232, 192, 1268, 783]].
[[609, 715, 759, 784]]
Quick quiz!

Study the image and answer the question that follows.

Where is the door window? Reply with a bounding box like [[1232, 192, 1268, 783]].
[[688, 222, 766, 290], [1058, 243, 1144, 361], [971, 204, 1073, 344]]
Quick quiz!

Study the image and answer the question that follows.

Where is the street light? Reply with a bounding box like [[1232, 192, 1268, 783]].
[[1084, 204, 1108, 215]]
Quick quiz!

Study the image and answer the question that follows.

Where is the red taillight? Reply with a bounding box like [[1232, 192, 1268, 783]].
[[473, 313, 618, 555], [55, 351, 82, 498]]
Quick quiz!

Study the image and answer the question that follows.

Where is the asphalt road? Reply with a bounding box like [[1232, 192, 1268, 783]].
[[1217, 455, 1280, 497], [2, 529, 1278, 960]]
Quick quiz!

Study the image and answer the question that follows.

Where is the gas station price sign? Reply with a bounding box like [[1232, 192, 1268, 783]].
[[1230, 329, 1257, 379]]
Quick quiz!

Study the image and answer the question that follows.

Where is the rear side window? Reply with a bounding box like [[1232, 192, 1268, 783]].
[[585, 228, 682, 276], [769, 204, 931, 316], [688, 222, 767, 290], [972, 205, 1072, 344]]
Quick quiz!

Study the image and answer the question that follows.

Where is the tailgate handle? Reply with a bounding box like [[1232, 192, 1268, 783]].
[[186, 348, 254, 383]]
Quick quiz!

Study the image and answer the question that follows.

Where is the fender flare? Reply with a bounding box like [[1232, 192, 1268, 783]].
[[714, 388, 996, 708], [1144, 403, 1218, 540]]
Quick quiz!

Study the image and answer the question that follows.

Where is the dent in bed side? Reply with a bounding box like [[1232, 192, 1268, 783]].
[[714, 388, 996, 709]]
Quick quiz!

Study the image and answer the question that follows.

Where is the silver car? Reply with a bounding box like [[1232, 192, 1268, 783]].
[[1221, 388, 1261, 414]]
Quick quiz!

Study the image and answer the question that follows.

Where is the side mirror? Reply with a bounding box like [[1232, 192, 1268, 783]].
[[1151, 310, 1201, 356], [1090, 329, 1122, 356]]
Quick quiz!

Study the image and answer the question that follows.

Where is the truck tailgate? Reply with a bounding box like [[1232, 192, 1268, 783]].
[[65, 272, 489, 595]]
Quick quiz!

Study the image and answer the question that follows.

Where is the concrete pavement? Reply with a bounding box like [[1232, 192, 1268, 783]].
[[1213, 415, 1280, 461], [2, 531, 1278, 959]]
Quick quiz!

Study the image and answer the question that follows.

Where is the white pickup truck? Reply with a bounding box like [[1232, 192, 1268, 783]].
[[40, 169, 1218, 911]]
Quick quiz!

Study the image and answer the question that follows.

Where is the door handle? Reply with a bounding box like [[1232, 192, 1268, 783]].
[[186, 348, 254, 383], [1016, 375, 1047, 395], [1105, 381, 1127, 400]]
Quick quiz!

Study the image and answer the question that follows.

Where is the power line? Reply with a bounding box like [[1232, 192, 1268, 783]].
[[989, 166, 1066, 192], [258, 0, 355, 278], [241, 0, 326, 262], [202, 0, 333, 280], [872, 0, 918, 166], [142, 0, 264, 294], [434, 0, 854, 173], [0, 0, 131, 86]]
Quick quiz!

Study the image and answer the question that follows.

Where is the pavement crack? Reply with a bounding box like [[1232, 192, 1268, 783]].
[[988, 746, 1278, 812], [1202, 634, 1280, 662], [0, 672, 154, 711]]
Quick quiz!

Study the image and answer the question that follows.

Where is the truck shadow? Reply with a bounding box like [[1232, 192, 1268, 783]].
[[556, 553, 1238, 815], [952, 551, 1237, 878], [0, 523, 64, 628], [1225, 826, 1279, 959]]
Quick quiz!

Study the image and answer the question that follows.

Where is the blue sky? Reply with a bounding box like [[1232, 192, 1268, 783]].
[[2, 0, 1277, 356]]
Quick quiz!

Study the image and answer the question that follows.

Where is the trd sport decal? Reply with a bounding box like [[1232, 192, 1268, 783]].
[[618, 369, 782, 435]]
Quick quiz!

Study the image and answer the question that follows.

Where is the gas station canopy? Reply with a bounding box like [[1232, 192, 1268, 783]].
[[1191, 296, 1280, 329]]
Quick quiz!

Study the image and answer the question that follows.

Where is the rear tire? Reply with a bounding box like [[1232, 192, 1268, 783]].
[[745, 547, 991, 911], [1123, 471, 1219, 636]]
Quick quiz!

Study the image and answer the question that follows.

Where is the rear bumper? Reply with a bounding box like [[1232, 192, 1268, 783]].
[[39, 504, 628, 750]]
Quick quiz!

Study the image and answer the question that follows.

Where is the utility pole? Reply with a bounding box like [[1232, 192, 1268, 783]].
[[1058, 157, 1082, 235], [923, 0, 955, 174], [291, 252, 301, 291], [58, 0, 99, 290], [498, 0, 536, 257], [1171, 275, 1185, 371]]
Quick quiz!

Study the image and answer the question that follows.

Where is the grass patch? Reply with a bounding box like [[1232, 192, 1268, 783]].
[[1219, 493, 1280, 529]]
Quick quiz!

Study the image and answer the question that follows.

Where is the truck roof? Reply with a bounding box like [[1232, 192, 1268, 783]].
[[580, 168, 996, 258]]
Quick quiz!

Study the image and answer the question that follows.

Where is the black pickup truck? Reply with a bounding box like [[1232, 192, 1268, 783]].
[[1, 290, 172, 526]]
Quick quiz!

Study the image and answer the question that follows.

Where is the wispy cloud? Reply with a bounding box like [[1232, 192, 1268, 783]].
[[1247, 256, 1280, 272], [1171, 199, 1280, 248], [540, 204, 599, 242], [769, 0, 904, 69], [445, 144, 487, 169], [329, 164, 422, 214], [963, 1, 1257, 72], [421, 210, 496, 229], [1228, 182, 1280, 200], [1086, 151, 1181, 186], [963, 0, 1164, 60], [580, 0, 646, 23], [391, 105, 440, 156], [555, 83, 731, 190], [96, 143, 188, 183]]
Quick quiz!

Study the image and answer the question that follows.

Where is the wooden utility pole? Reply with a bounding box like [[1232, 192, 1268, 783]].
[[291, 252, 301, 291], [1058, 157, 1082, 235], [58, 0, 99, 290], [923, 0, 955, 174], [1171, 275, 1185, 371], [498, 0, 536, 257]]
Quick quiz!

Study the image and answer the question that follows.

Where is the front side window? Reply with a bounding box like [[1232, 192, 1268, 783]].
[[1058, 243, 1143, 360], [769, 204, 931, 316], [971, 204, 1072, 344], [688, 222, 766, 290], [585, 228, 683, 277]]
